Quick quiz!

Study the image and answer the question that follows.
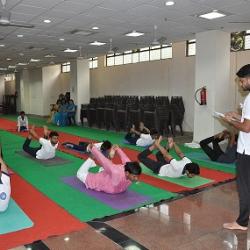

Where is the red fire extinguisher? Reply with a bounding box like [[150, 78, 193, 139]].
[[195, 86, 207, 105]]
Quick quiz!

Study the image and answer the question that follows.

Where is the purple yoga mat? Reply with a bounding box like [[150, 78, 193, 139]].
[[62, 176, 151, 210]]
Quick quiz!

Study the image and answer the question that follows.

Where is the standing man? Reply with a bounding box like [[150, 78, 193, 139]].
[[223, 64, 250, 231]]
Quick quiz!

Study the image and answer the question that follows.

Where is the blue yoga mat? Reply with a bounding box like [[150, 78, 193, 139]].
[[0, 198, 33, 235], [185, 152, 236, 168]]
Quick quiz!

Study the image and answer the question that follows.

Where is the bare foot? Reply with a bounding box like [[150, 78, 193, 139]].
[[139, 122, 144, 131], [223, 222, 248, 231], [168, 137, 174, 149], [43, 125, 49, 137]]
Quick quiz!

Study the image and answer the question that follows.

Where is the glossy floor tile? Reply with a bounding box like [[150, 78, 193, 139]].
[[107, 181, 250, 250], [43, 226, 122, 250]]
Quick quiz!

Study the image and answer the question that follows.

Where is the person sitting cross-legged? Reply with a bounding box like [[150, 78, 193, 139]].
[[138, 136, 200, 178], [76, 144, 141, 194], [22, 126, 59, 160]]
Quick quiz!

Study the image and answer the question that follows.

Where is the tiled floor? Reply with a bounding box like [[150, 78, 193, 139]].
[[11, 181, 250, 250]]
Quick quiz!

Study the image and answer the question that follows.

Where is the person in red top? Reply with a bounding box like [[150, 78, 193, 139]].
[[76, 144, 141, 194]]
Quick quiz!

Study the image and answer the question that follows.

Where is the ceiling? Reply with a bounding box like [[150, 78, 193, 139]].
[[0, 0, 250, 72]]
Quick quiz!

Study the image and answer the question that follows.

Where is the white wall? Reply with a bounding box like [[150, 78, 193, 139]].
[[0, 75, 4, 103], [91, 42, 195, 131], [42, 64, 71, 115], [22, 68, 43, 115]]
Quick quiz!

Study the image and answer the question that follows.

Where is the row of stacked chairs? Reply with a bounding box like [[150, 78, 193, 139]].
[[80, 95, 185, 136]]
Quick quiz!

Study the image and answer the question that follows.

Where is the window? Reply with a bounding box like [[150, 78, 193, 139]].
[[105, 44, 172, 67], [244, 30, 250, 50], [161, 44, 172, 59], [106, 53, 115, 66], [186, 39, 196, 56], [89, 57, 98, 69], [61, 62, 70, 73]]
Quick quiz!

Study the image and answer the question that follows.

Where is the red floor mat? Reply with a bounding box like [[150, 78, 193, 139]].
[[0, 173, 86, 250]]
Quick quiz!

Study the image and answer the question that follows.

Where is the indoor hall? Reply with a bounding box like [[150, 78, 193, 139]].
[[0, 0, 250, 249]]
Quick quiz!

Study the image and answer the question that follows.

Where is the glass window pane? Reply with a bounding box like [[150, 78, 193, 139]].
[[132, 52, 139, 63], [89, 61, 92, 69], [188, 43, 196, 56], [115, 55, 123, 65], [139, 50, 149, 62], [140, 47, 149, 51], [92, 60, 98, 68], [124, 53, 132, 64], [150, 49, 161, 61], [245, 35, 250, 50], [107, 57, 114, 66], [150, 45, 161, 49], [161, 47, 172, 59]]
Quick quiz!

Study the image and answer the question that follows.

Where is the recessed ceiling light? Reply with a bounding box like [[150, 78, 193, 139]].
[[125, 30, 144, 37], [92, 26, 99, 30], [64, 237, 70, 242], [59, 38, 65, 41], [0, 68, 7, 71], [63, 48, 78, 53], [17, 34, 23, 38], [6, 58, 12, 61], [45, 54, 56, 58], [19, 53, 24, 56], [89, 41, 106, 46], [0, 44, 5, 47], [17, 62, 28, 66], [30, 58, 41, 62], [8, 65, 16, 69], [165, 1, 175, 6], [199, 10, 226, 20], [43, 19, 51, 23]]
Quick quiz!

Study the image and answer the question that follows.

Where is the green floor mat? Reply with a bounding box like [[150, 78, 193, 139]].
[[140, 164, 213, 188], [0, 198, 33, 235], [0, 130, 177, 222], [0, 115, 146, 152]]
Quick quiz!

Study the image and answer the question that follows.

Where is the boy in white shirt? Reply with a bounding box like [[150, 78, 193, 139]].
[[0, 155, 11, 212], [138, 136, 200, 178], [125, 122, 158, 147], [22, 126, 59, 160], [17, 111, 29, 132]]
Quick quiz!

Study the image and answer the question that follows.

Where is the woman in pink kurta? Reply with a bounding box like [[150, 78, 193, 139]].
[[76, 145, 141, 194]]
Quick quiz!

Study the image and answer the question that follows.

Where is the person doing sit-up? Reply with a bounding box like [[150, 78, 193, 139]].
[[22, 126, 59, 160], [0, 155, 11, 212], [125, 122, 158, 147], [62, 140, 113, 158], [138, 136, 200, 178], [199, 129, 237, 163], [76, 144, 141, 194]]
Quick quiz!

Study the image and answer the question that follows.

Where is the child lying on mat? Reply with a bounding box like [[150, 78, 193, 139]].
[[0, 156, 11, 212], [199, 130, 237, 163], [76, 144, 141, 194], [62, 140, 114, 158], [125, 122, 159, 147], [138, 136, 200, 178], [22, 126, 59, 160], [17, 111, 29, 132]]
